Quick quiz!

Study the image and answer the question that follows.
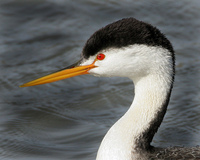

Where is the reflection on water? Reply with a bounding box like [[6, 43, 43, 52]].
[[0, 0, 200, 160]]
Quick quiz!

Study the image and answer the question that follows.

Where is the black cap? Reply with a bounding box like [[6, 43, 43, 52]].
[[82, 18, 174, 59]]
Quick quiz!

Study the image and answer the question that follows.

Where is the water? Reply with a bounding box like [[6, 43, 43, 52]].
[[0, 0, 200, 159]]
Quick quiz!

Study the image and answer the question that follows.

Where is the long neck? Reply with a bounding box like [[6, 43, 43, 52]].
[[96, 73, 173, 160]]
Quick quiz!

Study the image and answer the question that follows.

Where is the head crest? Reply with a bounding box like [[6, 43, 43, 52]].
[[82, 18, 174, 59]]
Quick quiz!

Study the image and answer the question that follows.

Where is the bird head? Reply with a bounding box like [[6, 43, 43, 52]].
[[20, 18, 174, 87]]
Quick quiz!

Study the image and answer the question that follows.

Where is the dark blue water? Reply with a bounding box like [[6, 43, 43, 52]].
[[0, 0, 200, 159]]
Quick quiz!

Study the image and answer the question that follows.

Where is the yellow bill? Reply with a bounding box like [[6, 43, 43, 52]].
[[20, 60, 96, 87]]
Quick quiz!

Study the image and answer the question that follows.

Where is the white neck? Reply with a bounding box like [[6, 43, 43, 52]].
[[96, 66, 173, 160]]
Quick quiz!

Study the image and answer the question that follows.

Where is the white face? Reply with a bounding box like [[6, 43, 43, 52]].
[[81, 44, 173, 82]]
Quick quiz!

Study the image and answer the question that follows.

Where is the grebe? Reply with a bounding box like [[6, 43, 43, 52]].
[[20, 18, 200, 159]]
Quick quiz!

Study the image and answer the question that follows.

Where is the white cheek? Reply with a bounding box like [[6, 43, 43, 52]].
[[89, 57, 121, 77], [89, 61, 108, 77]]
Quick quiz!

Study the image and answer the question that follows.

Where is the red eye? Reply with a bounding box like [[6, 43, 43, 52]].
[[97, 53, 105, 60]]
